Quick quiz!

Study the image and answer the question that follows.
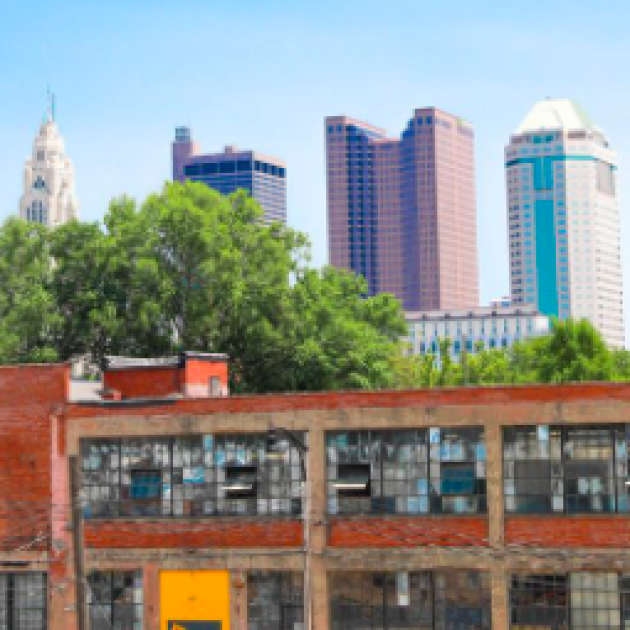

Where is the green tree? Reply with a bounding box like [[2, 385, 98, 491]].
[[266, 267, 406, 392], [519, 318, 613, 383], [45, 181, 406, 392], [612, 348, 630, 381], [0, 218, 59, 363]]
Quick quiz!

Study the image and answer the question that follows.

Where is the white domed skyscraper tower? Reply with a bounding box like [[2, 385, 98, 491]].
[[505, 99, 624, 347], [19, 94, 79, 227]]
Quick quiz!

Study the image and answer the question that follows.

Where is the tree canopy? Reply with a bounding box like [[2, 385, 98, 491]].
[[1, 180, 629, 392], [392, 318, 630, 388], [0, 181, 406, 392]]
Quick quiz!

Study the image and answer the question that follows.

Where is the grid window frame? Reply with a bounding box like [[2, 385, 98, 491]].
[[326, 427, 487, 516], [330, 570, 491, 630], [87, 570, 143, 630], [510, 572, 630, 630], [247, 571, 304, 630], [504, 424, 629, 515], [81, 433, 304, 519], [0, 572, 47, 630]]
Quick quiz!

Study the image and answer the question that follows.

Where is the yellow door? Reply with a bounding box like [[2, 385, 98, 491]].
[[160, 570, 230, 630]]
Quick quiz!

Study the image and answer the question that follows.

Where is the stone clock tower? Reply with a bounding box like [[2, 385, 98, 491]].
[[19, 96, 79, 226]]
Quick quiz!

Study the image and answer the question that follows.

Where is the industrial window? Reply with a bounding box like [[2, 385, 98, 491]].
[[87, 571, 143, 630], [326, 428, 486, 515], [510, 574, 568, 628], [81, 433, 304, 518], [247, 572, 303, 630], [510, 573, 630, 629], [0, 573, 47, 630], [330, 571, 491, 630], [504, 425, 628, 514]]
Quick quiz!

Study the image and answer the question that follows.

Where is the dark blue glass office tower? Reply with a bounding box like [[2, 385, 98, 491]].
[[172, 127, 286, 225]]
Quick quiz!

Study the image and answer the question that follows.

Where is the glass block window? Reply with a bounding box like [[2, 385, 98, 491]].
[[504, 425, 629, 514], [88, 571, 143, 630], [326, 428, 486, 515], [570, 573, 620, 629], [81, 433, 304, 518], [247, 572, 303, 630], [511, 573, 630, 630], [330, 571, 490, 630], [0, 573, 47, 629]]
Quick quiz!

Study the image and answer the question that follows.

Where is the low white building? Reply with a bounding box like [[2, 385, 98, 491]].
[[405, 306, 550, 361]]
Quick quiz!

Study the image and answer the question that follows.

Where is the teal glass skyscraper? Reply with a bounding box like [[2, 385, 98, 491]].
[[505, 99, 624, 347]]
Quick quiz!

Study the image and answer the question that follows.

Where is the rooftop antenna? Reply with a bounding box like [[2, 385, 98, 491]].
[[45, 86, 55, 122]]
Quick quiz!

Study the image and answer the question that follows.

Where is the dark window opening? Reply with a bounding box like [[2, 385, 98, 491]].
[[223, 465, 258, 498], [335, 463, 371, 496]]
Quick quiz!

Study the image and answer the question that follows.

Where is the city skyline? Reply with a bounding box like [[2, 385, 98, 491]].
[[1, 0, 630, 342]]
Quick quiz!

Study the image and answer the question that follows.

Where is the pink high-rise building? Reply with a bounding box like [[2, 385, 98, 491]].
[[326, 108, 478, 311]]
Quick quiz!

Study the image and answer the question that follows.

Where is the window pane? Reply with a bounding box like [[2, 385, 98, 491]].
[[88, 571, 143, 630], [248, 572, 303, 630]]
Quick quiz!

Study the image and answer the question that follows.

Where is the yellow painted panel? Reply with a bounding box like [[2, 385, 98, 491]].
[[160, 570, 230, 630]]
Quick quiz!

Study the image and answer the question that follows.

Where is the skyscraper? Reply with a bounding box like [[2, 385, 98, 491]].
[[19, 101, 79, 227], [172, 127, 286, 224], [326, 108, 478, 311], [505, 99, 624, 347]]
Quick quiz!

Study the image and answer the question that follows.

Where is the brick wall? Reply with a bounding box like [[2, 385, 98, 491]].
[[104, 367, 181, 399], [328, 517, 488, 548], [506, 516, 630, 548], [0, 364, 68, 551], [84, 520, 302, 548]]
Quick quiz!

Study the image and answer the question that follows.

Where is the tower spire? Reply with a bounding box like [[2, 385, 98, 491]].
[[45, 86, 55, 122]]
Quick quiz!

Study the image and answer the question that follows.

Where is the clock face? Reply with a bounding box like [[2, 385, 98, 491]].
[[33, 176, 46, 190]]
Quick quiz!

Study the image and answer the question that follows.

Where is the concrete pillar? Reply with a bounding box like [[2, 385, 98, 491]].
[[490, 567, 509, 629], [307, 421, 328, 630], [230, 571, 248, 630], [144, 562, 160, 630], [311, 555, 329, 630], [485, 423, 504, 547]]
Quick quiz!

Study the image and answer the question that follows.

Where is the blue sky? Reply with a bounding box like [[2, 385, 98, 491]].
[[2, 0, 630, 339]]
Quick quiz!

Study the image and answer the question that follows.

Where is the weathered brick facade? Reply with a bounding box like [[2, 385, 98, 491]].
[[4, 362, 630, 629]]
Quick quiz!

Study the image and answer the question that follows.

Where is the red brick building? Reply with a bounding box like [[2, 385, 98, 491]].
[[2, 355, 630, 629]]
